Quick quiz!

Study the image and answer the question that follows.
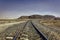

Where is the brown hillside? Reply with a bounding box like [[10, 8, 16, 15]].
[[18, 15, 57, 20]]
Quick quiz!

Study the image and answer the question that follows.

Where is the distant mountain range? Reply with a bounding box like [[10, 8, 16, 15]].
[[18, 15, 60, 20]]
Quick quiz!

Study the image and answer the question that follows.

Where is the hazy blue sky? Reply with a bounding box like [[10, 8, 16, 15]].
[[0, 0, 60, 19]]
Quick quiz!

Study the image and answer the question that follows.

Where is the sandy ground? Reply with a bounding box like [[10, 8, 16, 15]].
[[0, 21, 26, 33]]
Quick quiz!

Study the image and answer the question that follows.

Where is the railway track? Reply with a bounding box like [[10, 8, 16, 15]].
[[31, 21, 48, 40], [13, 21, 28, 40], [0, 20, 48, 40]]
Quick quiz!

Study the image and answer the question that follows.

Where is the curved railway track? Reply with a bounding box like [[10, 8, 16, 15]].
[[0, 20, 48, 40]]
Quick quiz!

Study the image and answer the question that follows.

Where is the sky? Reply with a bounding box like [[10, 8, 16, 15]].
[[0, 0, 60, 19]]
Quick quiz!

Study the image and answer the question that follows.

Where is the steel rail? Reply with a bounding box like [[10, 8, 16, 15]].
[[13, 21, 28, 40], [31, 21, 48, 40], [13, 20, 48, 40]]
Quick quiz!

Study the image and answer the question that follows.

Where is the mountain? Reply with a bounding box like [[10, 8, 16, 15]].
[[18, 14, 58, 20]]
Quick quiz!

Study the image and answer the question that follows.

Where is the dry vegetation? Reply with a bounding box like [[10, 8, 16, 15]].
[[0, 19, 28, 33], [38, 19, 60, 40], [0, 19, 28, 24], [0, 19, 19, 24], [32, 19, 60, 40], [40, 27, 60, 40], [40, 19, 60, 27]]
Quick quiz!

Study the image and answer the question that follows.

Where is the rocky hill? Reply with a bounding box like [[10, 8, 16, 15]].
[[18, 15, 60, 20]]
